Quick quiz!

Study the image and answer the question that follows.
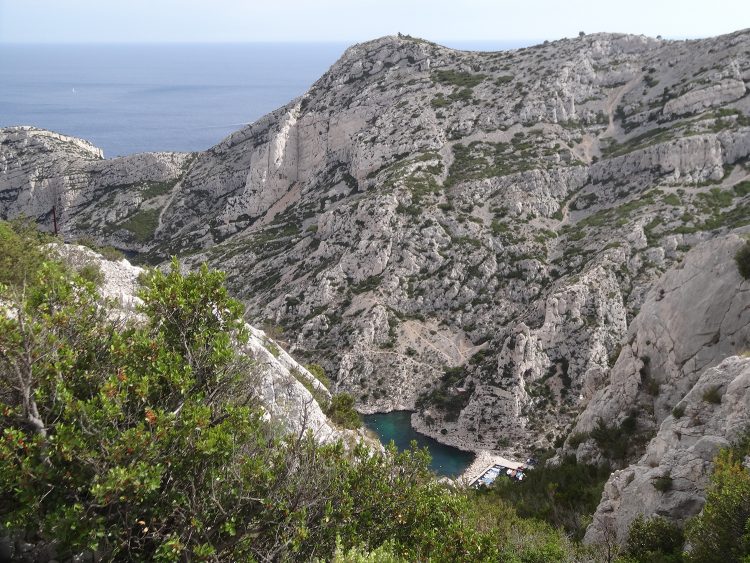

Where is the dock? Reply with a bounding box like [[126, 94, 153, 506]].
[[459, 450, 534, 487]]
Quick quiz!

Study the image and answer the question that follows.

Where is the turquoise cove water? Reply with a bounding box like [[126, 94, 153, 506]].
[[363, 411, 474, 477]]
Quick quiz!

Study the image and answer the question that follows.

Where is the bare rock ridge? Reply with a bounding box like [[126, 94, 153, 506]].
[[2, 30, 750, 540], [572, 234, 750, 453]]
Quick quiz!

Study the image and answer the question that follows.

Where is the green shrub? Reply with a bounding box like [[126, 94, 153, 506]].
[[430, 94, 449, 108], [332, 539, 405, 562], [291, 368, 330, 408], [591, 418, 628, 459], [97, 245, 124, 261], [646, 378, 661, 396], [140, 179, 179, 199], [351, 275, 382, 294], [264, 338, 281, 357], [0, 226, 595, 562], [626, 515, 684, 561], [736, 241, 750, 279], [305, 363, 332, 389], [653, 475, 674, 493], [448, 87, 473, 103], [77, 262, 104, 287], [432, 70, 486, 88], [568, 431, 589, 448], [326, 393, 362, 429], [120, 208, 160, 242], [487, 455, 611, 539], [0, 218, 49, 288], [76, 235, 124, 259], [702, 386, 722, 404], [672, 405, 685, 419], [685, 447, 750, 562], [415, 381, 475, 422], [734, 180, 750, 197]]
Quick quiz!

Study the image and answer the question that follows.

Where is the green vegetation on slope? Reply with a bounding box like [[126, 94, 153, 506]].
[[683, 435, 750, 563], [119, 207, 161, 242], [3, 222, 750, 561], [736, 240, 750, 279], [486, 455, 612, 540], [625, 515, 684, 562], [619, 433, 750, 563], [416, 366, 475, 422], [432, 70, 486, 88], [0, 218, 49, 287], [445, 134, 554, 187], [140, 178, 180, 200], [0, 225, 583, 561]]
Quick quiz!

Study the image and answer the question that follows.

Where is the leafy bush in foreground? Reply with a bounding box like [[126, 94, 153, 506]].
[[685, 447, 750, 562], [626, 515, 684, 562], [326, 392, 363, 429], [0, 238, 580, 561]]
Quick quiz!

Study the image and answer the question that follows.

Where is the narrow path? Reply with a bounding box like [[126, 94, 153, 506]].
[[601, 73, 643, 139]]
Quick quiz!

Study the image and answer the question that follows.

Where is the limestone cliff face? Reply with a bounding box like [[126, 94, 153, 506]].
[[560, 232, 750, 544], [2, 30, 750, 464], [570, 234, 750, 456], [584, 355, 750, 545], [0, 127, 190, 252]]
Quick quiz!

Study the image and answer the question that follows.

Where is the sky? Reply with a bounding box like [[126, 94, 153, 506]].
[[0, 0, 748, 44]]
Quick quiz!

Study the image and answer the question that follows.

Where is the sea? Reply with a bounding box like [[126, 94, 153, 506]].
[[0, 41, 531, 157], [363, 411, 475, 477]]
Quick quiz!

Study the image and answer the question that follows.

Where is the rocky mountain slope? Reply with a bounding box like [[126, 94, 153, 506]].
[[2, 30, 750, 471], [567, 232, 750, 544], [585, 355, 750, 545], [569, 234, 750, 461]]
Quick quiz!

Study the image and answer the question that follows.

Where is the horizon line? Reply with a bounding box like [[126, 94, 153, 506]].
[[0, 39, 540, 45], [0, 32, 713, 47]]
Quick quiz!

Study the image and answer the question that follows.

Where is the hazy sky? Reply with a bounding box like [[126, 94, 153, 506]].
[[1, 0, 748, 44]]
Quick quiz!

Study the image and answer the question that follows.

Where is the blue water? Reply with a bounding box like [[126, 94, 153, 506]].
[[363, 411, 474, 477], [0, 43, 348, 157], [0, 41, 532, 158]]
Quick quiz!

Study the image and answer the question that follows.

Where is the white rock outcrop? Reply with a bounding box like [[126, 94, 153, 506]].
[[572, 234, 750, 448]]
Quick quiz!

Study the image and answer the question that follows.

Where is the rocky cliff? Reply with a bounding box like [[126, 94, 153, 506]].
[[585, 355, 750, 545], [2, 30, 750, 472], [565, 231, 750, 544], [569, 234, 750, 460]]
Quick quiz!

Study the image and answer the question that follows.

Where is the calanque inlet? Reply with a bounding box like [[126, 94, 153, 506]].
[[1, 28, 750, 562]]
